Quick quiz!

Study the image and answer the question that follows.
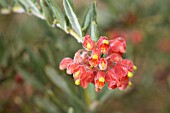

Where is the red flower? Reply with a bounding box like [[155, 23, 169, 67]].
[[73, 65, 86, 80], [59, 35, 136, 92], [117, 59, 134, 72], [110, 37, 126, 54], [80, 71, 94, 88], [107, 53, 122, 63], [83, 35, 95, 51], [99, 58, 107, 70], [89, 49, 100, 67], [106, 66, 129, 90], [94, 71, 105, 92], [97, 36, 110, 54]]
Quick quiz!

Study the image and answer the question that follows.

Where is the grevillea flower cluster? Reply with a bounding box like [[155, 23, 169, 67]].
[[59, 35, 137, 92]]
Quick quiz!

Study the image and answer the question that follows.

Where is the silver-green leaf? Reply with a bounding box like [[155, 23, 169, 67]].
[[63, 0, 82, 41]]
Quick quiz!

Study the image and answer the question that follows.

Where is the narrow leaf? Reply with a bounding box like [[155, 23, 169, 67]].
[[90, 2, 99, 42], [82, 5, 93, 35], [40, 0, 54, 25], [47, 0, 67, 31], [63, 0, 82, 40], [18, 0, 44, 19], [91, 1, 97, 22]]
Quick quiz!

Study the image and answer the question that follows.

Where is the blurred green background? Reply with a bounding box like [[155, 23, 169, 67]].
[[0, 0, 170, 113]]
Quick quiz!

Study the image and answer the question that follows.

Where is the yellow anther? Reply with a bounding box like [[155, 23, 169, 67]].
[[87, 43, 92, 50], [74, 70, 80, 78], [92, 54, 98, 59], [99, 77, 105, 82], [75, 79, 80, 85], [128, 72, 133, 78], [90, 65, 93, 69], [102, 61, 105, 69], [128, 81, 132, 86], [133, 66, 137, 70], [103, 40, 109, 44]]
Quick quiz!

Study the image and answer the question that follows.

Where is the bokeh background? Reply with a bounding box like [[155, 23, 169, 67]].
[[0, 0, 170, 113]]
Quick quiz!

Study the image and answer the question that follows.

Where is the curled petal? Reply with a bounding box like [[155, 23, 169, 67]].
[[83, 35, 95, 51], [106, 68, 114, 83], [110, 37, 126, 54], [108, 53, 122, 63], [114, 65, 128, 78], [74, 49, 89, 64], [67, 63, 79, 74], [59, 57, 73, 70], [106, 68, 117, 90], [117, 76, 129, 90], [80, 71, 94, 88], [117, 59, 134, 72], [108, 81, 117, 90]]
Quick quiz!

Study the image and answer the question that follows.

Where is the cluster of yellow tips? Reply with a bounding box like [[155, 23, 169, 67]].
[[128, 65, 137, 86]]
